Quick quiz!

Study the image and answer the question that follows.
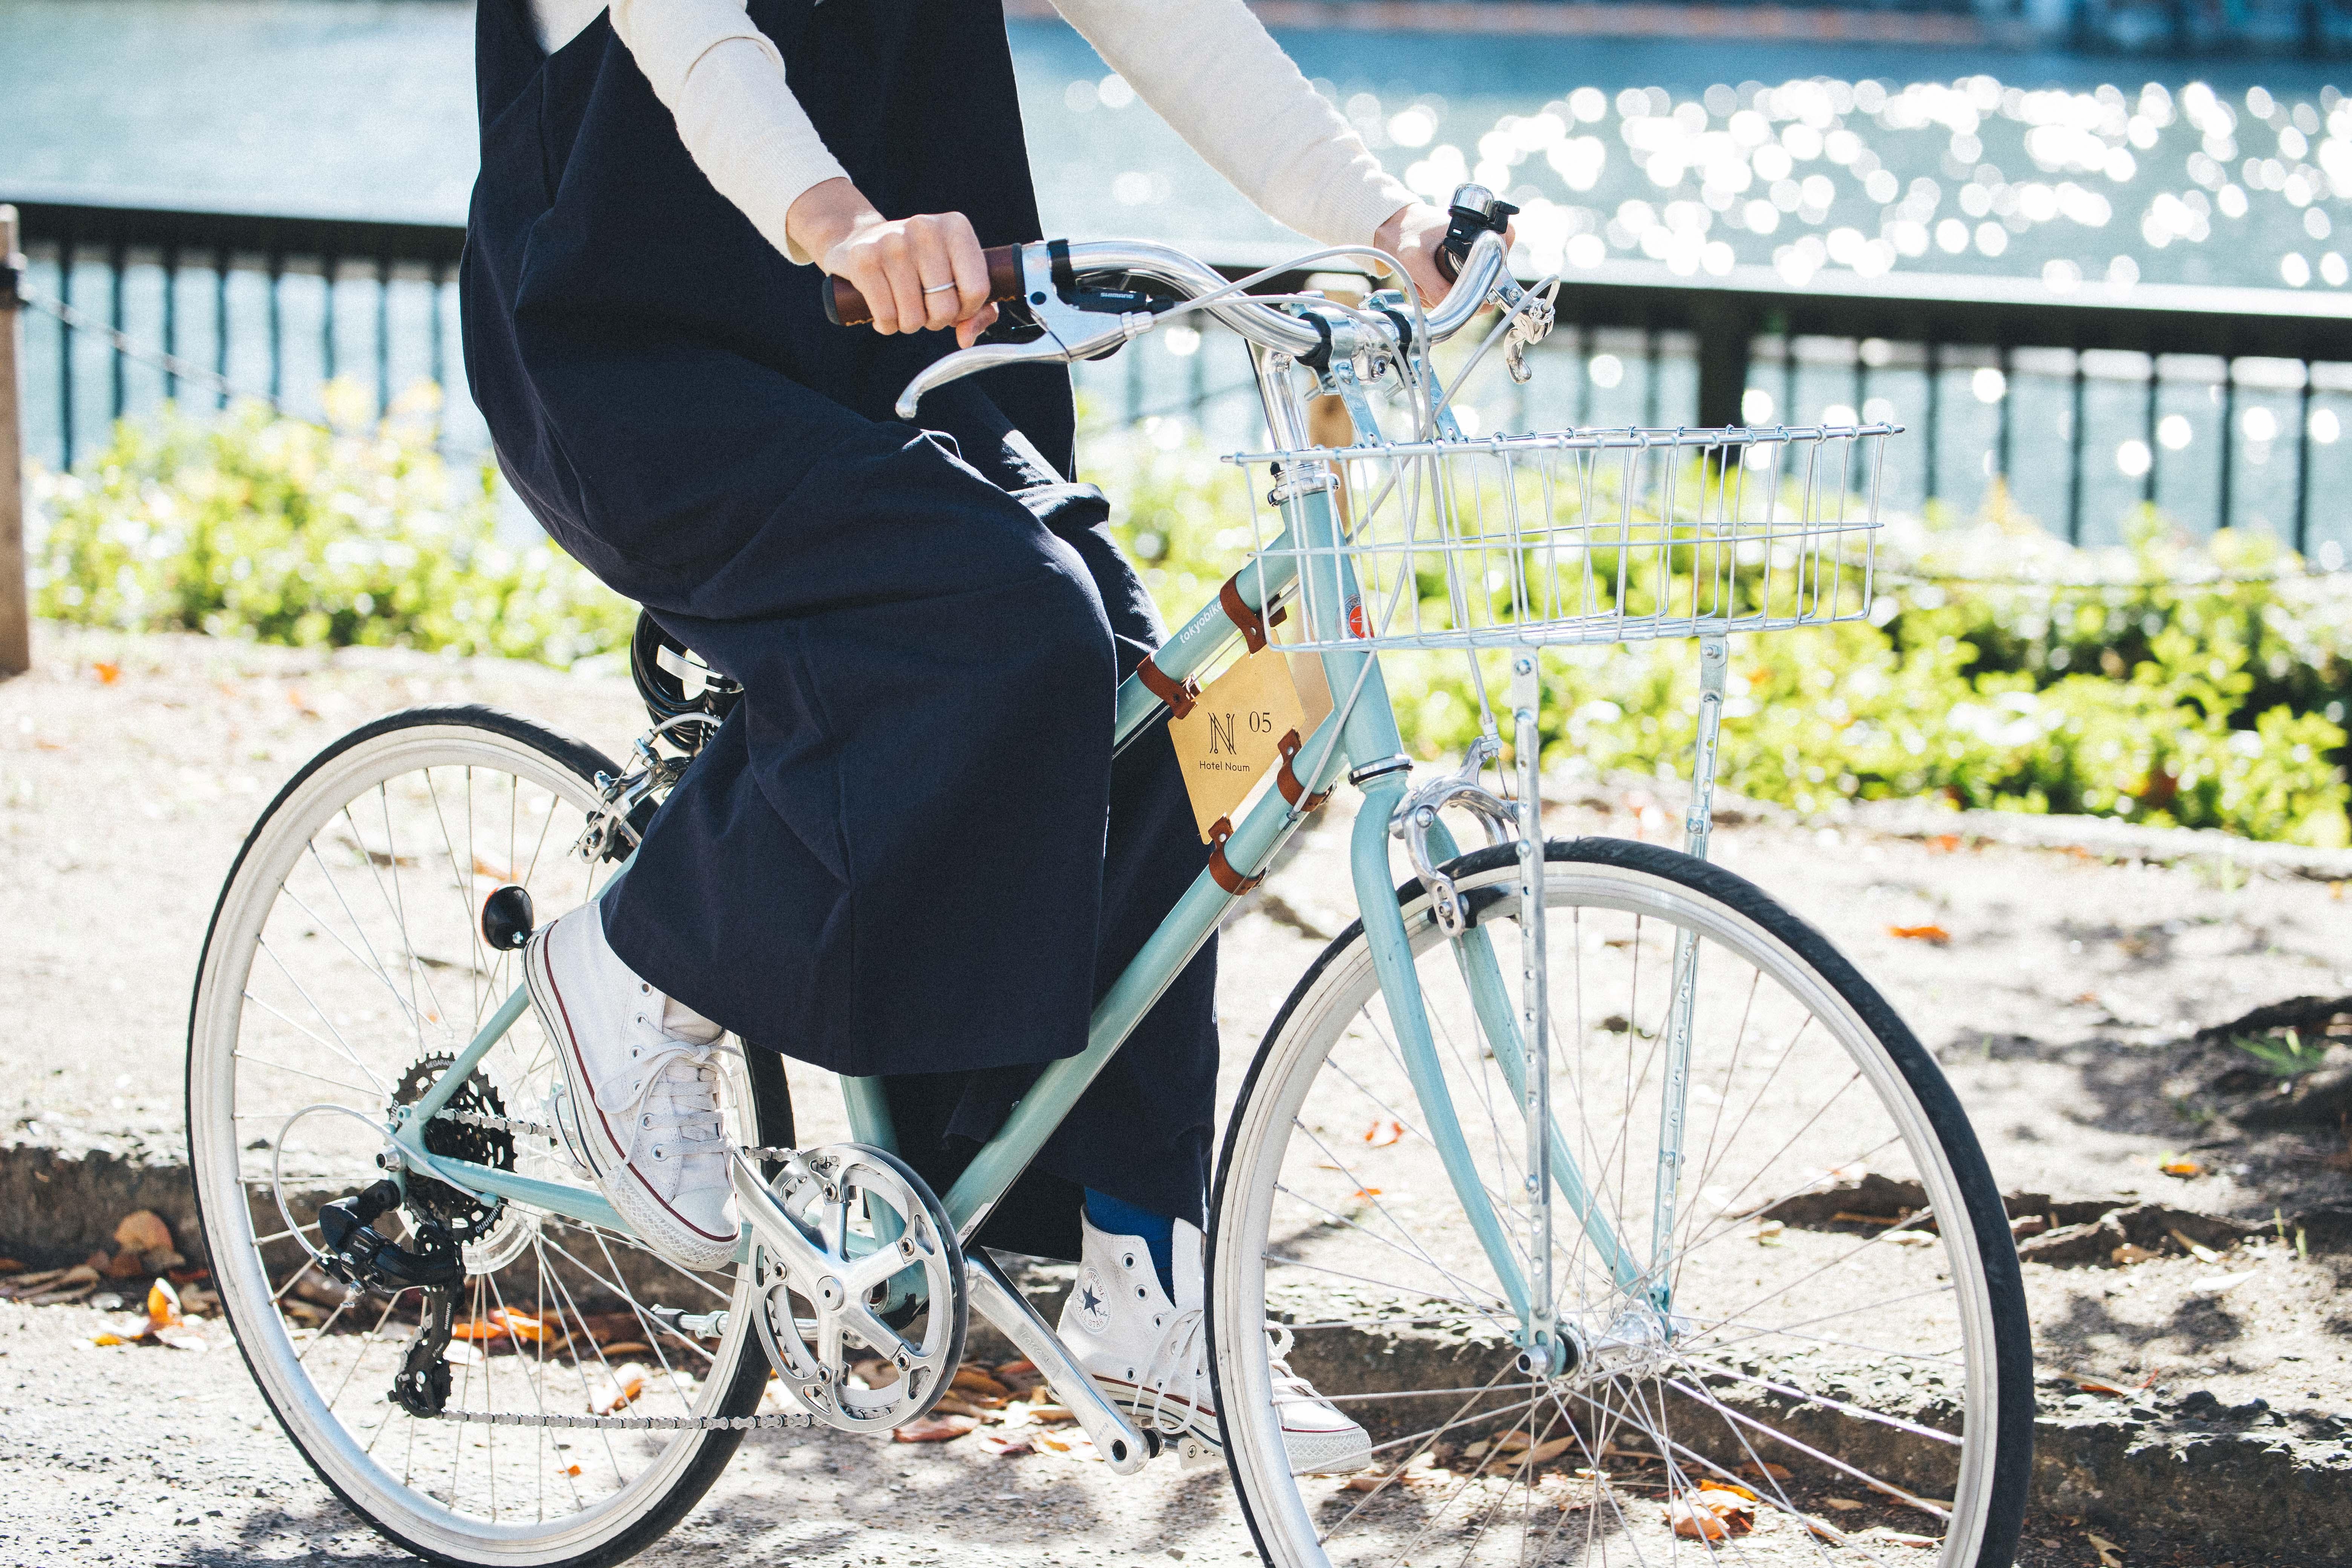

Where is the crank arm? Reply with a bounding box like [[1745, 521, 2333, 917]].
[[964, 1251, 1153, 1475], [728, 1149, 833, 1280]]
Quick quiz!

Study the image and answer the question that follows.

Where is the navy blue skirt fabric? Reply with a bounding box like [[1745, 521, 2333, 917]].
[[460, 0, 1219, 1242]]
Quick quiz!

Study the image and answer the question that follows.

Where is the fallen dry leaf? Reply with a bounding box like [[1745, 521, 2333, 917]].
[[596, 1342, 654, 1358], [1802, 1514, 1848, 1544], [1523, 1435, 1578, 1467], [92, 662, 121, 685], [2111, 1243, 2160, 1266], [1888, 924, 1951, 944], [930, 1396, 992, 1419], [1028, 1404, 1075, 1424], [146, 1278, 184, 1330], [1698, 1479, 1759, 1503], [976, 1430, 1035, 1458], [562, 1464, 582, 1478], [1882, 1229, 1937, 1248], [1881, 1533, 1939, 1549], [114, 1211, 173, 1254], [1926, 833, 1962, 853], [2087, 1531, 2125, 1567], [150, 1323, 209, 1352], [591, 1365, 648, 1415], [1821, 1497, 1864, 1512], [2167, 1228, 2221, 1264], [950, 1366, 1012, 1403], [2190, 1269, 2258, 1293], [0, 1260, 23, 1276], [893, 1415, 976, 1443], [1736, 1460, 1793, 1481], [1361, 1119, 1405, 1148], [90, 1331, 131, 1348]]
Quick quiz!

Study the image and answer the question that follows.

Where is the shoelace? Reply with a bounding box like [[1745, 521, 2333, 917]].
[[592, 1032, 741, 1191], [1265, 1324, 1327, 1413], [1138, 1307, 1211, 1436], [1135, 1317, 1335, 1434]]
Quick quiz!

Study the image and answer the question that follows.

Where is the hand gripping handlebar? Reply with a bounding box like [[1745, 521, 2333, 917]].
[[821, 245, 1029, 328]]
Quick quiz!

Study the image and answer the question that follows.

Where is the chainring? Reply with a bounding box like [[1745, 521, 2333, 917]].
[[748, 1143, 967, 1435], [393, 1056, 516, 1242]]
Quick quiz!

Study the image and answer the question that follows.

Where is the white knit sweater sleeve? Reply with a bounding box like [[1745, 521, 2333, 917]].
[[531, 0, 1412, 263], [534, 0, 848, 264], [1049, 0, 1414, 246]]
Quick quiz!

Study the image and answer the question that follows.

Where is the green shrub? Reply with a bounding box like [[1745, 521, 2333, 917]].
[[29, 397, 2351, 847], [31, 384, 634, 666]]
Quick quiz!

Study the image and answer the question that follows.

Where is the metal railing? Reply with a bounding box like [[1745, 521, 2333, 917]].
[[8, 196, 2352, 562]]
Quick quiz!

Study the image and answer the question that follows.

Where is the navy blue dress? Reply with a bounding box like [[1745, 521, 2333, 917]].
[[461, 0, 1217, 1254]]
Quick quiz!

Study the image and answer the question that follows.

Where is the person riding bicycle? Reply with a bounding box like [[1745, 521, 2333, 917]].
[[463, 0, 1464, 1468]]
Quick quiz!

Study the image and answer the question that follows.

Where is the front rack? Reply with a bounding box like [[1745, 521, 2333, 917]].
[[1231, 423, 1896, 654]]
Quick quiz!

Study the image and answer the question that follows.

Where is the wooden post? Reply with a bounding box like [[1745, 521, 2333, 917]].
[[0, 205, 29, 677]]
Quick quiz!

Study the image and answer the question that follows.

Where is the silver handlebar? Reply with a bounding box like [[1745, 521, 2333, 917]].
[[891, 220, 1515, 420]]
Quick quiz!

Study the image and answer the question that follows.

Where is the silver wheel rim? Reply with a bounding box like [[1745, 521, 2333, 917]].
[[1214, 857, 2004, 1568], [189, 720, 766, 1564]]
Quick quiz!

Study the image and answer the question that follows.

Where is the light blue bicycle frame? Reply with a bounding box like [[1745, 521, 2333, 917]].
[[385, 344, 1649, 1357]]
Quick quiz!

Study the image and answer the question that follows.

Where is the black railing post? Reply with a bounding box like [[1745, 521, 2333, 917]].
[[2219, 358, 2237, 535], [2142, 354, 2160, 506], [1, 205, 27, 675], [1574, 324, 1592, 428], [56, 228, 74, 469], [429, 259, 447, 396], [1643, 326, 1661, 427], [321, 250, 339, 389], [375, 253, 393, 418], [161, 243, 179, 404], [1923, 340, 1941, 505], [266, 249, 284, 406], [1690, 294, 1752, 432], [2066, 349, 2087, 544], [2295, 361, 2313, 556], [107, 239, 126, 425], [1995, 344, 2012, 487], [213, 244, 230, 410]]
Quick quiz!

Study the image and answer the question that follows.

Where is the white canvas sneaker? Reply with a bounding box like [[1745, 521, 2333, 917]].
[[1057, 1212, 1372, 1475], [524, 903, 739, 1272]]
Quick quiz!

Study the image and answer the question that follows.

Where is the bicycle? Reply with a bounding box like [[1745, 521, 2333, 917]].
[[188, 185, 2031, 1568]]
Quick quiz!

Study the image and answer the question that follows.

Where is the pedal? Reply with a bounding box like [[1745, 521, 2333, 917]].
[[733, 1144, 968, 1435]]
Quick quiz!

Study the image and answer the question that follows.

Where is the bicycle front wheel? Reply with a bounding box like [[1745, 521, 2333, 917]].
[[188, 706, 789, 1567], [1211, 837, 2029, 1568]]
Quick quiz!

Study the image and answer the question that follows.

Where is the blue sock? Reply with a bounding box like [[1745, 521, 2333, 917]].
[[1084, 1189, 1176, 1297]]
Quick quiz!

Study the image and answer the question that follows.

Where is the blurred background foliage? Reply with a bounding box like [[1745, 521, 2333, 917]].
[[26, 388, 2351, 847]]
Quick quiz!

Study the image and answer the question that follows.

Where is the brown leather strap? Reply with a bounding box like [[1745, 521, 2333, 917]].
[[1274, 729, 1332, 814], [1136, 654, 1199, 719], [1217, 574, 1288, 655], [1207, 816, 1263, 895]]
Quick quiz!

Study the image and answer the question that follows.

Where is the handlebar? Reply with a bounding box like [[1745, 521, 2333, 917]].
[[835, 186, 1528, 420], [822, 245, 1028, 328]]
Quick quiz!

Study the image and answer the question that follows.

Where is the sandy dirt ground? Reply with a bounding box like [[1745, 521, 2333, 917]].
[[6, 623, 2352, 1567]]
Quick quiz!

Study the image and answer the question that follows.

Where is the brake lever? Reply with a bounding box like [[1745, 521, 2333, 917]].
[[893, 243, 1161, 419]]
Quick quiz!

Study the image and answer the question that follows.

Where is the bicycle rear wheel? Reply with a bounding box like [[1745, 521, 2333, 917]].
[[1211, 837, 2029, 1567], [187, 706, 791, 1567]]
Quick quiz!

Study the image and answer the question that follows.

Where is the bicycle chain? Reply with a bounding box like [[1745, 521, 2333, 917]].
[[429, 1107, 796, 1167], [413, 1109, 809, 1432]]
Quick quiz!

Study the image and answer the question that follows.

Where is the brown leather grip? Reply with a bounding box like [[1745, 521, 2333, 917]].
[[1136, 654, 1200, 720], [1274, 729, 1331, 814], [1207, 817, 1263, 896], [825, 245, 1026, 329]]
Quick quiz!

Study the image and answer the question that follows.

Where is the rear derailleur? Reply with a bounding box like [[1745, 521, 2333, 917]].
[[315, 1179, 467, 1418]]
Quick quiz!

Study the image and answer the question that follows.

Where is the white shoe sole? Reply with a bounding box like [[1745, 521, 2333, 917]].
[[1090, 1376, 1371, 1476], [524, 923, 738, 1274]]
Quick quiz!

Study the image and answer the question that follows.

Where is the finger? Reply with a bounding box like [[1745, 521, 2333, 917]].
[[942, 213, 990, 325], [911, 219, 967, 333], [957, 302, 1000, 350], [880, 227, 928, 336]]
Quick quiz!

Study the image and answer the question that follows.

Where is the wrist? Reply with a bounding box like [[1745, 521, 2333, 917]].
[[787, 178, 881, 270]]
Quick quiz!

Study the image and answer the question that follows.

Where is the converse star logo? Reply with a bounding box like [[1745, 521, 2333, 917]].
[[1075, 1265, 1110, 1332]]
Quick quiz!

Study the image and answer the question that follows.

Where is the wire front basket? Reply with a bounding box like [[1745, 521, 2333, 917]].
[[1232, 424, 1895, 653]]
